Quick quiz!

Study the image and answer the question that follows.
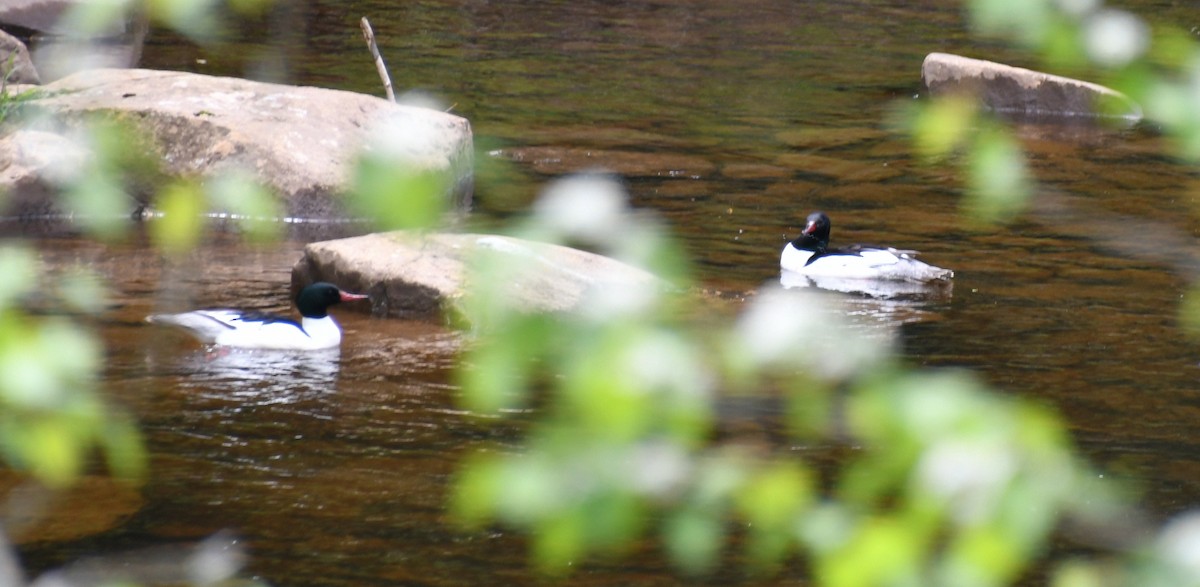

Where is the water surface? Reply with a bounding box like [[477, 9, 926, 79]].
[[12, 0, 1200, 584]]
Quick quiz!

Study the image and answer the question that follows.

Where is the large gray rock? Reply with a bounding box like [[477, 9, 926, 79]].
[[19, 68, 473, 219], [0, 28, 39, 84], [0, 0, 140, 35], [0, 129, 87, 217], [292, 232, 662, 320], [921, 52, 1141, 120]]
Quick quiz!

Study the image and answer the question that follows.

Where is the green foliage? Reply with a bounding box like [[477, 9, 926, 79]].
[[0, 247, 145, 487], [446, 176, 1125, 582], [349, 153, 449, 231]]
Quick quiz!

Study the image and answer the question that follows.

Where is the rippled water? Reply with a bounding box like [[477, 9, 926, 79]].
[[12, 0, 1200, 585]]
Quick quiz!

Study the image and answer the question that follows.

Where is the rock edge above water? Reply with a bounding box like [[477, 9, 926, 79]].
[[292, 231, 662, 320], [4, 68, 473, 220], [921, 52, 1142, 121]]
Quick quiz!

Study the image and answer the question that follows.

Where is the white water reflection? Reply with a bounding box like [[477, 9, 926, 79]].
[[780, 268, 954, 301], [172, 347, 342, 407]]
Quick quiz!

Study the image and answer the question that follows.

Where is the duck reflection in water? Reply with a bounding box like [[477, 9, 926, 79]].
[[178, 347, 342, 407]]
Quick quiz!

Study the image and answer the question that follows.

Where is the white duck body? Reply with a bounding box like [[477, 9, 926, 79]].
[[780, 211, 953, 283], [148, 311, 345, 350], [780, 243, 953, 282], [147, 282, 368, 351]]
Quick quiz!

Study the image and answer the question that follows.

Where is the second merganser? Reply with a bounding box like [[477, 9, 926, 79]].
[[147, 282, 369, 350], [781, 211, 953, 283]]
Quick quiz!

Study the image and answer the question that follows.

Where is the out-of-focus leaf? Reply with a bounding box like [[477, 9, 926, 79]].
[[57, 0, 135, 37], [584, 492, 644, 552], [207, 172, 284, 243], [968, 0, 1054, 48], [910, 97, 979, 161], [0, 247, 39, 311], [21, 416, 85, 488], [146, 0, 221, 41], [350, 154, 448, 231], [817, 517, 924, 587], [58, 268, 110, 315], [966, 126, 1032, 223], [1050, 560, 1107, 587], [1177, 284, 1200, 338], [151, 181, 206, 255], [1082, 9, 1149, 69], [532, 509, 584, 575], [102, 413, 147, 482], [450, 454, 503, 528], [940, 524, 1026, 586], [664, 508, 722, 574], [61, 173, 130, 240]]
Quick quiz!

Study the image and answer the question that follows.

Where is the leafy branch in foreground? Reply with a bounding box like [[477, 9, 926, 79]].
[[445, 175, 1198, 585]]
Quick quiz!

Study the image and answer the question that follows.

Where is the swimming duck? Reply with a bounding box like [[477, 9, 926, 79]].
[[781, 211, 953, 283], [147, 282, 369, 350]]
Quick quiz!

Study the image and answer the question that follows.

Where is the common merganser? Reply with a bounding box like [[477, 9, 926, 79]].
[[781, 211, 953, 283], [147, 282, 369, 350]]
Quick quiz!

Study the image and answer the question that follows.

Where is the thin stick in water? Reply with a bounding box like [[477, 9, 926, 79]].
[[360, 16, 395, 103]]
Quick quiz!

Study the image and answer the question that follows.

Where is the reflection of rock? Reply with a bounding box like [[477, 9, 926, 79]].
[[921, 52, 1142, 121], [17, 68, 473, 220], [293, 231, 661, 320], [0, 473, 143, 545]]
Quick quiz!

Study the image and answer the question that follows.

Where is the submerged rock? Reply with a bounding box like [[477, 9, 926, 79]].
[[921, 52, 1142, 121], [12, 68, 473, 220], [292, 231, 661, 320]]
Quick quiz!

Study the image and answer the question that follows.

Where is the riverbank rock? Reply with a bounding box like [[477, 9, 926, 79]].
[[11, 68, 472, 220], [0, 28, 39, 84], [292, 232, 662, 320], [921, 52, 1142, 120]]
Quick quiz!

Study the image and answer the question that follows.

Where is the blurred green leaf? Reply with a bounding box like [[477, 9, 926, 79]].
[[0, 246, 39, 310], [968, 0, 1053, 48], [450, 453, 503, 528], [664, 507, 723, 574], [910, 97, 979, 161], [151, 180, 206, 254], [817, 517, 924, 587], [207, 172, 284, 242], [350, 154, 448, 231], [966, 125, 1033, 223], [58, 268, 111, 315], [101, 413, 148, 482], [532, 509, 585, 575], [147, 0, 222, 41], [1050, 560, 1107, 587]]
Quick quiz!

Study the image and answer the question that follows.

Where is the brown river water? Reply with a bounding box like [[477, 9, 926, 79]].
[[10, 0, 1200, 585]]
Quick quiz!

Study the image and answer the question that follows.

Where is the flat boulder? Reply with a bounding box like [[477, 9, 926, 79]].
[[18, 68, 473, 219], [921, 52, 1142, 120], [292, 231, 662, 320]]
